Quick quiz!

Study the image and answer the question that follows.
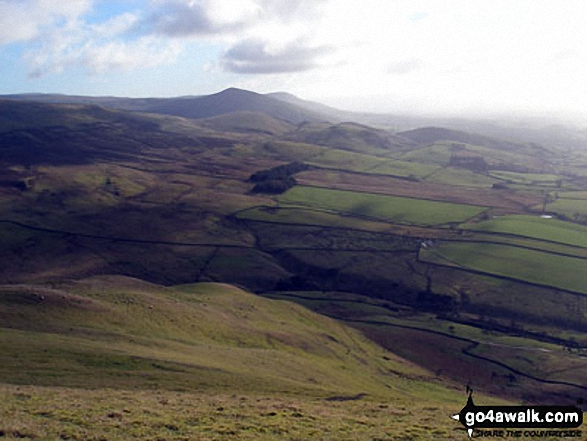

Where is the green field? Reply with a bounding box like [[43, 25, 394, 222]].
[[307, 149, 389, 172], [398, 143, 453, 165], [461, 214, 587, 247], [236, 206, 395, 232], [424, 166, 498, 187], [546, 198, 587, 218], [421, 241, 587, 295], [256, 140, 325, 161], [489, 171, 562, 185], [555, 191, 587, 199], [279, 186, 486, 226], [368, 159, 439, 179], [307, 149, 439, 179]]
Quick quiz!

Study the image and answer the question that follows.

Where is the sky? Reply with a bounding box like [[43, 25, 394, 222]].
[[1, 0, 587, 121]]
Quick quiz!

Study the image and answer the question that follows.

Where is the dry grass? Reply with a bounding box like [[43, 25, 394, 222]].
[[0, 384, 463, 441]]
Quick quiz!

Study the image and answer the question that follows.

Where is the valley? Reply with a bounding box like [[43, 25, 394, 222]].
[[1, 88, 587, 439]]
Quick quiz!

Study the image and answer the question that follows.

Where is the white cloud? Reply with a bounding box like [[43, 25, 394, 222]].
[[387, 59, 424, 75], [220, 38, 332, 74], [0, 0, 90, 44], [24, 8, 181, 78]]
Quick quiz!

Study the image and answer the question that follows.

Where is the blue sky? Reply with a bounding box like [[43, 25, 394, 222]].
[[1, 0, 586, 121]]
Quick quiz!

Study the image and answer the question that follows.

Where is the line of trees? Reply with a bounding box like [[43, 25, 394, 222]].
[[249, 162, 310, 194]]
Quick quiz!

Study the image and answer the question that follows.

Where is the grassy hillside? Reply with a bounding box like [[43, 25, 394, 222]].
[[0, 276, 468, 440], [0, 276, 425, 393], [193, 111, 295, 136], [284, 121, 416, 155]]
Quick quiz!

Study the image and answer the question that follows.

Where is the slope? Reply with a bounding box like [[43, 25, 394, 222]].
[[194, 110, 295, 136], [0, 99, 237, 166], [0, 276, 471, 440], [397, 126, 553, 158], [2, 88, 328, 125], [0, 275, 430, 395], [282, 121, 416, 155]]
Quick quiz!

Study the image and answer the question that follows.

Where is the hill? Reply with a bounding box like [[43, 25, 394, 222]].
[[0, 99, 237, 166], [142, 88, 326, 124], [0, 276, 424, 394], [399, 126, 524, 151], [2, 96, 587, 411], [3, 88, 328, 125], [194, 110, 295, 136], [0, 276, 465, 440], [283, 121, 416, 155], [266, 91, 346, 120]]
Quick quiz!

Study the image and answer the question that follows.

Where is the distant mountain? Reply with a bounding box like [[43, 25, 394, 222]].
[[283, 121, 416, 154], [266, 92, 345, 120], [0, 93, 164, 112], [0, 100, 223, 166], [194, 111, 295, 136], [2, 88, 328, 126], [144, 88, 329, 124], [397, 126, 551, 156], [4, 88, 584, 151]]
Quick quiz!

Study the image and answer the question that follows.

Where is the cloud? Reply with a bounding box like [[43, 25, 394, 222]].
[[25, 11, 181, 78], [140, 1, 246, 37], [0, 0, 177, 78], [219, 39, 332, 74], [256, 0, 329, 22], [139, 0, 327, 38], [386, 58, 424, 75], [0, 0, 90, 44], [3, 0, 331, 78]]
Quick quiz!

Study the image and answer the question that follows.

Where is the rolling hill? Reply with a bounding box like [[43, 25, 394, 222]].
[[283, 121, 416, 155], [1, 91, 587, 438], [193, 110, 295, 136], [0, 276, 465, 440], [2, 88, 327, 125]]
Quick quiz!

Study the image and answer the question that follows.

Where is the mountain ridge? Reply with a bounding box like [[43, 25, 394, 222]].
[[3, 88, 585, 150], [2, 88, 328, 126]]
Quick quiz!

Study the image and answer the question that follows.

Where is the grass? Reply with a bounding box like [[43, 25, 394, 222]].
[[465, 145, 547, 171], [235, 206, 398, 233], [368, 160, 439, 179], [546, 198, 587, 217], [461, 214, 587, 248], [0, 276, 478, 440], [489, 171, 562, 185], [398, 143, 453, 165], [306, 149, 440, 179], [0, 384, 464, 441], [424, 167, 498, 188], [463, 231, 587, 258], [306, 149, 390, 172], [279, 186, 487, 226], [255, 140, 325, 162], [556, 191, 587, 200], [0, 276, 431, 395], [420, 241, 587, 294]]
